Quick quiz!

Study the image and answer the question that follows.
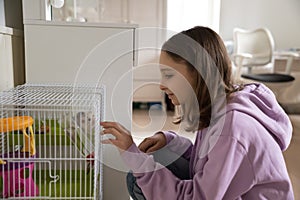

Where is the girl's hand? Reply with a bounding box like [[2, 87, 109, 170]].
[[101, 121, 134, 152], [138, 132, 167, 153]]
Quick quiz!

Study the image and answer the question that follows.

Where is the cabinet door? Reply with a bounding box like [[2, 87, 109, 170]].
[[0, 33, 14, 91], [25, 23, 134, 125], [24, 22, 136, 200]]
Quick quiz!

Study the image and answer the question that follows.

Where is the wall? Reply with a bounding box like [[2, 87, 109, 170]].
[[219, 0, 300, 50]]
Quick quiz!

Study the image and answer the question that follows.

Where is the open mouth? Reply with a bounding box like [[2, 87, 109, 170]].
[[167, 93, 174, 98]]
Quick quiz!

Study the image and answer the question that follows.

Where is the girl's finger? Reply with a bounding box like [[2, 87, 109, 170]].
[[101, 121, 129, 134], [101, 121, 120, 130], [102, 127, 122, 138], [145, 143, 161, 153], [138, 138, 154, 153]]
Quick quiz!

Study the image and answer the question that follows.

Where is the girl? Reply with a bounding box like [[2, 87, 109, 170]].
[[101, 26, 294, 199]]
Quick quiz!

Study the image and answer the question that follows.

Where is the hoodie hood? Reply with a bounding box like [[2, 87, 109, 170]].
[[226, 83, 292, 151]]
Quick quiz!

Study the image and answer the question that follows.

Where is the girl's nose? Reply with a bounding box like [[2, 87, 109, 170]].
[[159, 83, 167, 91]]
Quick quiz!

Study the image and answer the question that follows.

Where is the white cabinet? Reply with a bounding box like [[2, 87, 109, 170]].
[[23, 20, 136, 200], [0, 26, 25, 91], [38, 0, 168, 105], [24, 20, 136, 124]]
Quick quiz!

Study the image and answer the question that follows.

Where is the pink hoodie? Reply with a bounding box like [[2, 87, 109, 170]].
[[122, 83, 294, 199]]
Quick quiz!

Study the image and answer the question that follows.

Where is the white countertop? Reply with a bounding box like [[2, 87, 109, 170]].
[[23, 19, 138, 29]]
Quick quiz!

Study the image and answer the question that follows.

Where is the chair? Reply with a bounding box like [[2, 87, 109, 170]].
[[232, 28, 296, 93]]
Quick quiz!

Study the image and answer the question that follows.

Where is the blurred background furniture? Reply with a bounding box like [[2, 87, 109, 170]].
[[232, 27, 297, 96], [232, 28, 295, 83]]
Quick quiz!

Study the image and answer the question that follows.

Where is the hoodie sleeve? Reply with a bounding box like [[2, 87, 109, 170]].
[[159, 130, 193, 161], [122, 135, 254, 200]]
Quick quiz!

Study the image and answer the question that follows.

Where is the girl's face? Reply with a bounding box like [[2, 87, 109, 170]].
[[159, 51, 197, 105]]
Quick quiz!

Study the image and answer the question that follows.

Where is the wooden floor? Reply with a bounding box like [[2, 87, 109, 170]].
[[132, 109, 195, 145]]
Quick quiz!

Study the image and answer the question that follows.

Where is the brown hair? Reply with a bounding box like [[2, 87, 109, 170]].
[[162, 26, 241, 131]]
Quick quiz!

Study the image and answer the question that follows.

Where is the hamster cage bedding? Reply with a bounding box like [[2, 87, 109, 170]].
[[0, 83, 105, 199]]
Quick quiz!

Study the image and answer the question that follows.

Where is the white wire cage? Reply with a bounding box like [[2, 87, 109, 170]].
[[0, 83, 105, 199]]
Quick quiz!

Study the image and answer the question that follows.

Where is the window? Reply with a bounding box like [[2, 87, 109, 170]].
[[167, 0, 221, 33]]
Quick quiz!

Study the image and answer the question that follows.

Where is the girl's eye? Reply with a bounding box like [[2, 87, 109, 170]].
[[164, 74, 174, 79]]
